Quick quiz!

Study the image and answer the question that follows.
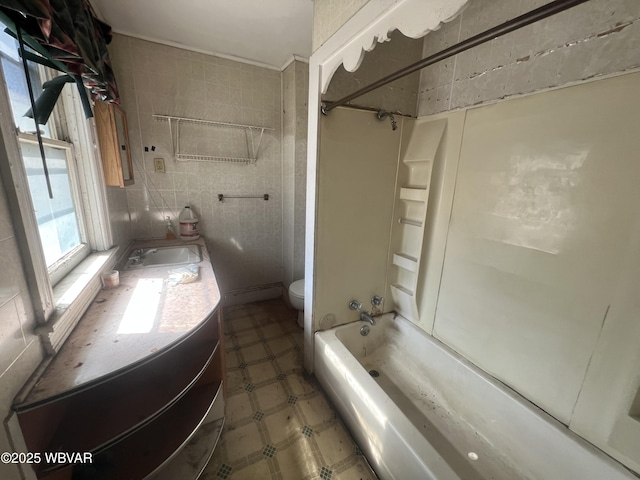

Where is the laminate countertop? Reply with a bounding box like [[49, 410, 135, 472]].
[[18, 237, 221, 407]]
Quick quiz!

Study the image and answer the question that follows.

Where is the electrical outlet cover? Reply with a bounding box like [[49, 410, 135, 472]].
[[154, 158, 165, 173]]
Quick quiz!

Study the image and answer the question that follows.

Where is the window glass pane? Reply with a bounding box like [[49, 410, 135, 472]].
[[20, 141, 81, 266], [0, 20, 51, 136]]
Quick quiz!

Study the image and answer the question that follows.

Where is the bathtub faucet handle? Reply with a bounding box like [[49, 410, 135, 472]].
[[348, 300, 363, 311], [371, 295, 384, 307]]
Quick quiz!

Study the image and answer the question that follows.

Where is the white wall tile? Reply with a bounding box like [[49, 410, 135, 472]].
[[418, 0, 640, 117], [0, 237, 28, 308], [0, 300, 27, 375], [0, 185, 14, 243], [0, 180, 43, 479], [313, 0, 371, 52], [109, 28, 300, 293]]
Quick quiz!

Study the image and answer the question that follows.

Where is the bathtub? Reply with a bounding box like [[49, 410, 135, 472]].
[[314, 313, 635, 480]]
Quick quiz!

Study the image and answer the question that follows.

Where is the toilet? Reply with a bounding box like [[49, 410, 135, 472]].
[[288, 279, 305, 328]]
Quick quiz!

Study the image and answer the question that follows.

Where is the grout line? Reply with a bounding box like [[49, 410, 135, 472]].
[[447, 13, 464, 111]]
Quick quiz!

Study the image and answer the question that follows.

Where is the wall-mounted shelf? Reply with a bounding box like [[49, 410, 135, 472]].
[[400, 187, 429, 202], [386, 119, 447, 323], [393, 253, 418, 272], [398, 217, 423, 228], [153, 114, 274, 164]]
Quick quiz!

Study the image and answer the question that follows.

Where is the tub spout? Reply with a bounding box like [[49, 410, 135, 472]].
[[360, 312, 376, 325]]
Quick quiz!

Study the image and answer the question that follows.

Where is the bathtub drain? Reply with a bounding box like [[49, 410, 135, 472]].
[[369, 369, 380, 377]]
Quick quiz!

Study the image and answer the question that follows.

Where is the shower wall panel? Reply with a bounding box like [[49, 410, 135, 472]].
[[430, 72, 640, 471], [314, 107, 409, 330]]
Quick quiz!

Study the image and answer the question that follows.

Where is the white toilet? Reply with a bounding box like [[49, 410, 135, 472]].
[[288, 279, 305, 328]]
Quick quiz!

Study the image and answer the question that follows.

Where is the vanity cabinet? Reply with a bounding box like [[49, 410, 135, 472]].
[[12, 238, 223, 480], [94, 101, 134, 187]]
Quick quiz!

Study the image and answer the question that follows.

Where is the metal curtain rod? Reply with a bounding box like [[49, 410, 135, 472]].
[[322, 0, 591, 113]]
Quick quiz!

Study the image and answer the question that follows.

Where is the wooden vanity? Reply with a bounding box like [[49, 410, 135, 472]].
[[12, 238, 224, 480]]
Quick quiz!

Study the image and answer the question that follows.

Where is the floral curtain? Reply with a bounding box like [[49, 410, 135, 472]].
[[0, 0, 119, 103]]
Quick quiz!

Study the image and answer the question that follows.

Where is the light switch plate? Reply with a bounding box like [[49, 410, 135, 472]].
[[154, 157, 165, 173]]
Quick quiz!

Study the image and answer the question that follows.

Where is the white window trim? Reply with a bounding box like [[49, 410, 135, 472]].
[[0, 59, 118, 353], [58, 82, 114, 252], [0, 76, 55, 322], [17, 132, 91, 286]]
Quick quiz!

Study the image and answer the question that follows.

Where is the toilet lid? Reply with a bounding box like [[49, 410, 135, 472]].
[[290, 279, 304, 298]]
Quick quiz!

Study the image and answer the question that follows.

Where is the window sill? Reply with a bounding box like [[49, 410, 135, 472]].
[[35, 247, 119, 354]]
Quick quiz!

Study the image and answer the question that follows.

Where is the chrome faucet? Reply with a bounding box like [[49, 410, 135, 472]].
[[349, 299, 377, 324], [360, 311, 375, 325], [128, 248, 148, 264], [128, 253, 142, 264], [348, 300, 363, 311]]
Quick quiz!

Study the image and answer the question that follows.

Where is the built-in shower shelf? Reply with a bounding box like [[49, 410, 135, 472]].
[[403, 157, 434, 164], [398, 217, 423, 228], [387, 118, 446, 324], [391, 284, 414, 296], [393, 253, 418, 272], [400, 187, 429, 202], [390, 284, 418, 324]]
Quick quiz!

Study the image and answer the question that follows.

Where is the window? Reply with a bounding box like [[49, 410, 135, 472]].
[[18, 136, 90, 285], [0, 17, 114, 330], [0, 22, 91, 286], [0, 28, 49, 136]]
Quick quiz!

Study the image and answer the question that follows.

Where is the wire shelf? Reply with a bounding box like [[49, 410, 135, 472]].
[[175, 154, 255, 164], [153, 114, 273, 164], [153, 115, 274, 131]]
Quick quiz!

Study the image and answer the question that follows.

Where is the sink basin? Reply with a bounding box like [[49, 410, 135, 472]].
[[125, 245, 202, 270]]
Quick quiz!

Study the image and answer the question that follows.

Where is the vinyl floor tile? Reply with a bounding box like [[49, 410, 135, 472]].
[[247, 360, 278, 384], [255, 382, 289, 411], [203, 299, 378, 480]]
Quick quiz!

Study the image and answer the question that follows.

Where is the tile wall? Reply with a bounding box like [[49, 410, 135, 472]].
[[108, 35, 283, 293], [105, 186, 132, 254], [292, 62, 309, 285], [282, 61, 309, 287], [323, 30, 423, 117], [283, 64, 295, 287], [312, 0, 370, 52], [0, 182, 44, 480], [417, 0, 640, 116]]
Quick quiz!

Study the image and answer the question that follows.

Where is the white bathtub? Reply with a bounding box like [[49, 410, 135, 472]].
[[314, 313, 635, 480]]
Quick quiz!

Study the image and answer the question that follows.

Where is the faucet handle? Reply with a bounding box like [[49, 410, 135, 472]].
[[371, 295, 384, 307], [348, 300, 363, 311]]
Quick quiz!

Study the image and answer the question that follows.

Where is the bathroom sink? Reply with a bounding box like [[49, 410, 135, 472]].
[[124, 245, 202, 269]]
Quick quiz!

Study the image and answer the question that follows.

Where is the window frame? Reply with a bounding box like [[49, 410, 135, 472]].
[[17, 133, 91, 286], [0, 40, 115, 327]]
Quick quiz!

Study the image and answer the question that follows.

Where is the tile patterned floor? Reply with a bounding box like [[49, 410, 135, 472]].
[[202, 299, 378, 480]]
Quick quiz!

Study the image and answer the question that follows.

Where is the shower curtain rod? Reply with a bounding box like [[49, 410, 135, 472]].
[[322, 0, 591, 114]]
